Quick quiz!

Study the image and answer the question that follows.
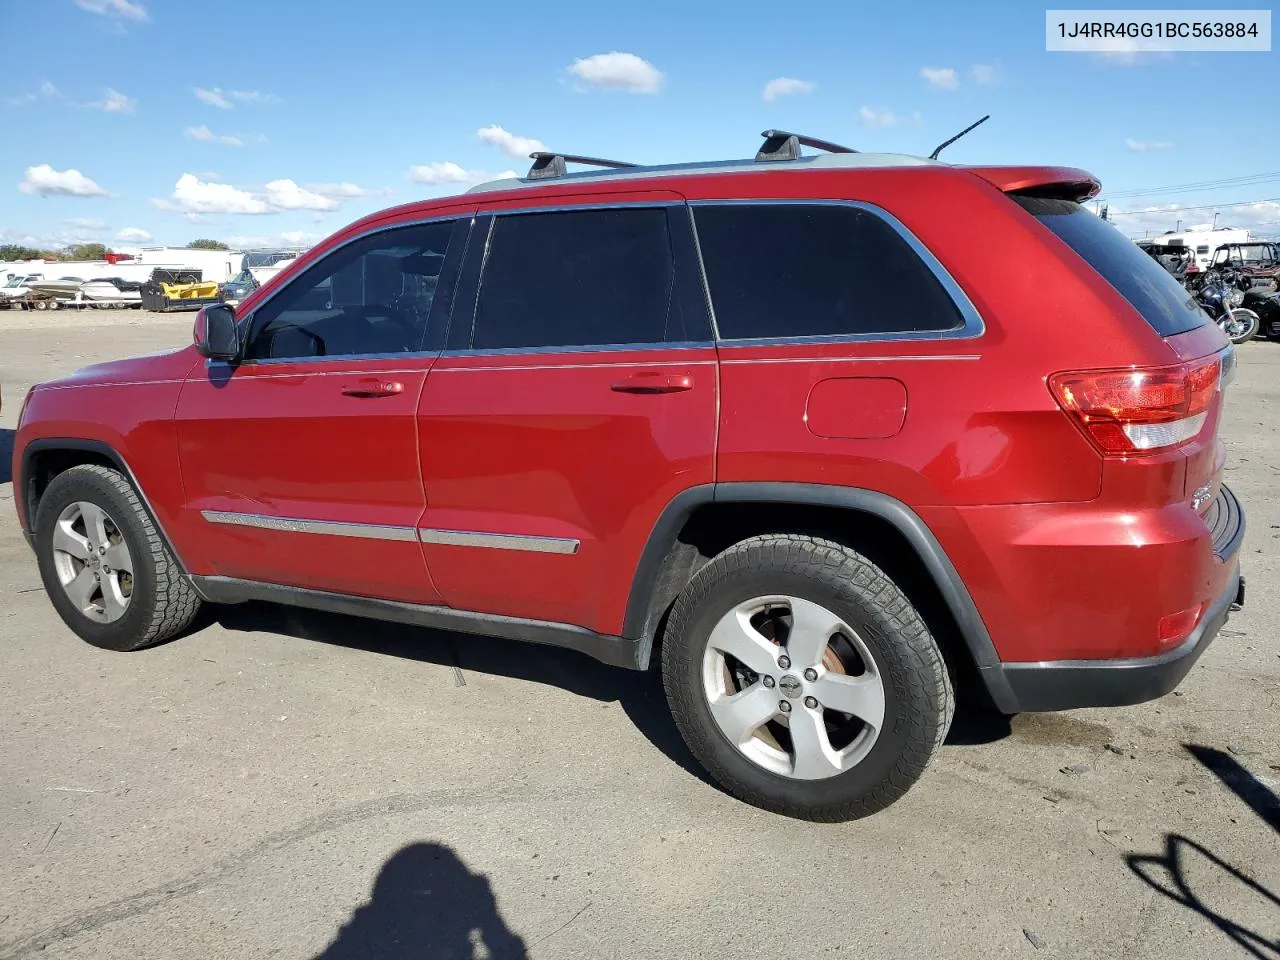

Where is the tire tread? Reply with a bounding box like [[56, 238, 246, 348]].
[[661, 533, 953, 821]]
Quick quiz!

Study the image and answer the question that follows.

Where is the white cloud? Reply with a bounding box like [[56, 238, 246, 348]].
[[409, 162, 489, 186], [762, 77, 815, 104], [476, 125, 547, 159], [970, 64, 999, 85], [8, 81, 62, 107], [64, 217, 109, 231], [89, 87, 136, 113], [1125, 138, 1174, 152], [73, 0, 148, 21], [153, 173, 361, 216], [154, 173, 270, 214], [194, 87, 232, 109], [184, 124, 244, 146], [117, 226, 152, 242], [226, 230, 320, 248], [18, 164, 109, 198], [921, 66, 959, 90], [264, 179, 338, 211], [568, 52, 663, 93], [308, 182, 367, 199], [1093, 39, 1175, 65], [857, 106, 922, 128], [229, 89, 281, 105]]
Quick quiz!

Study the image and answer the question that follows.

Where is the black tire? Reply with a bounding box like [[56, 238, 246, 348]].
[[661, 534, 953, 821], [34, 464, 202, 651], [1221, 308, 1260, 345]]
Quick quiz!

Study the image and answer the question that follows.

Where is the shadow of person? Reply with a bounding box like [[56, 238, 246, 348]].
[[313, 842, 528, 960]]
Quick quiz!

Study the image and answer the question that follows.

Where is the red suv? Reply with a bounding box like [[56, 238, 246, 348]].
[[12, 133, 1245, 821]]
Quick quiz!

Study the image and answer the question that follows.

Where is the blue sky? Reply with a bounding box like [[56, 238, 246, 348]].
[[2, 0, 1278, 250]]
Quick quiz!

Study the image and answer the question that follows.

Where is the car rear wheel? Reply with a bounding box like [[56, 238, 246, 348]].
[[34, 464, 202, 651], [661, 534, 953, 821]]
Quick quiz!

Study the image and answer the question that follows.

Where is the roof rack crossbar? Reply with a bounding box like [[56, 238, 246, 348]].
[[929, 115, 990, 160], [755, 130, 856, 163], [527, 151, 638, 180]]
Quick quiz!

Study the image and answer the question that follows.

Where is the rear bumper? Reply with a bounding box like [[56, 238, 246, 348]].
[[994, 564, 1241, 712]]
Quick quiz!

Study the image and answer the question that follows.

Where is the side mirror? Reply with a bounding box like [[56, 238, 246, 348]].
[[194, 304, 239, 361]]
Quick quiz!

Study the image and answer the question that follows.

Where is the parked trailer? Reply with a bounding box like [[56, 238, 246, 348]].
[[6, 290, 141, 310]]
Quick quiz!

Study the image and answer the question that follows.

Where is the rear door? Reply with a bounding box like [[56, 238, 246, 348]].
[[416, 196, 717, 635], [174, 215, 471, 602]]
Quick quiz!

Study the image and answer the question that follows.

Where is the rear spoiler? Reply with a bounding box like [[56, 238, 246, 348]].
[[962, 165, 1101, 201]]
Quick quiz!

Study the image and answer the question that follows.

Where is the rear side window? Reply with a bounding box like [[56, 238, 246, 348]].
[[472, 207, 684, 350], [1012, 196, 1205, 337], [693, 203, 965, 341]]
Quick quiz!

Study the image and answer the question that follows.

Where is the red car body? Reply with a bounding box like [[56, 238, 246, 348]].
[[12, 154, 1244, 713]]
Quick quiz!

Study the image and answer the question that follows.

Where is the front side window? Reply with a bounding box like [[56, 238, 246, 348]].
[[693, 203, 966, 341], [470, 207, 679, 351], [244, 220, 457, 360]]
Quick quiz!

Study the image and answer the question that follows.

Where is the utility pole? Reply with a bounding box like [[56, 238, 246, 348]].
[[1176, 218, 1183, 232], [1212, 211, 1219, 228]]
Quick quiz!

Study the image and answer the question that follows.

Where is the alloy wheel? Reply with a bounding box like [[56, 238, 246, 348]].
[[50, 501, 134, 623], [701, 595, 886, 780]]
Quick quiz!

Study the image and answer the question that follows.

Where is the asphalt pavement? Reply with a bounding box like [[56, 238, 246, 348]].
[[1, 309, 1276, 959]]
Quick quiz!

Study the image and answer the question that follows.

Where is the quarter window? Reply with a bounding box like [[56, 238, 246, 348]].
[[693, 203, 966, 340], [470, 207, 680, 350], [244, 220, 457, 360]]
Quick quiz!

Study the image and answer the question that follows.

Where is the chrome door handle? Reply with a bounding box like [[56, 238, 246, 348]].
[[610, 373, 694, 394]]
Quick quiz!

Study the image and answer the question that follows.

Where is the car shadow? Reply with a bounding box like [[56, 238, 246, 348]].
[[0, 427, 14, 485], [312, 841, 529, 959], [213, 602, 714, 787], [1125, 744, 1279, 958]]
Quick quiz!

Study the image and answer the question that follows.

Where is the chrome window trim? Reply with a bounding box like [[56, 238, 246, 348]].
[[418, 528, 580, 555], [201, 510, 419, 542], [236, 212, 471, 366], [438, 340, 713, 359], [689, 198, 986, 345]]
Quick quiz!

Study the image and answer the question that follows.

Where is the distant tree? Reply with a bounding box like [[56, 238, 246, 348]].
[[0, 244, 51, 262], [187, 239, 230, 250], [65, 242, 110, 261]]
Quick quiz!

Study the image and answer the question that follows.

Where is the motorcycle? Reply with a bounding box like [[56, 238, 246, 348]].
[[1192, 268, 1261, 345], [1243, 285, 1280, 340]]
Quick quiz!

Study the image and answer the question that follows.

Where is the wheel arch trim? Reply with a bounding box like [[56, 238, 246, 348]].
[[623, 481, 1018, 711], [19, 437, 191, 576]]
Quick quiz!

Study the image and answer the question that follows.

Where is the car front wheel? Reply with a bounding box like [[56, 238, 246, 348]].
[[34, 464, 202, 651]]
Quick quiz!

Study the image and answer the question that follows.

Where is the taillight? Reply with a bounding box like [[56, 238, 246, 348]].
[[1185, 261, 1200, 275], [1048, 356, 1221, 456]]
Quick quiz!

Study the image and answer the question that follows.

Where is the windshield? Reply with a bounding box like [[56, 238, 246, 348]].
[[3, 276, 23, 288], [1013, 195, 1206, 337]]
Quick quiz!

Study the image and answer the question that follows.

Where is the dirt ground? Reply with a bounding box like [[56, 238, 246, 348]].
[[1, 309, 1276, 959]]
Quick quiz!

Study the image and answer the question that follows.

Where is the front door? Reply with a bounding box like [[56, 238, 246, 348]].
[[416, 198, 718, 636], [174, 215, 471, 603]]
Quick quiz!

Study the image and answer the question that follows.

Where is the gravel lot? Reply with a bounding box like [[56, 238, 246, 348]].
[[1, 309, 1277, 960]]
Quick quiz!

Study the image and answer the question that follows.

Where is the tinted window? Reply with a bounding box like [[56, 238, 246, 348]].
[[1013, 196, 1205, 337], [471, 207, 676, 350], [693, 203, 965, 340], [245, 220, 456, 360]]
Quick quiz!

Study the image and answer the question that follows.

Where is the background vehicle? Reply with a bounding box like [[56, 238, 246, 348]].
[[1211, 241, 1280, 291], [11, 135, 1244, 821], [1193, 270, 1261, 343]]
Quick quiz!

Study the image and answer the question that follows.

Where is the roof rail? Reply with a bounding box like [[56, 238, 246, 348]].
[[527, 151, 638, 181], [756, 130, 856, 163]]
